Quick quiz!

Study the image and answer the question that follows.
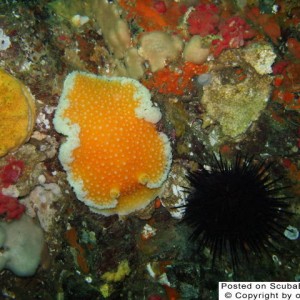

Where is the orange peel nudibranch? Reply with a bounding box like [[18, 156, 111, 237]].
[[54, 71, 172, 216], [110, 188, 120, 200], [138, 173, 150, 185]]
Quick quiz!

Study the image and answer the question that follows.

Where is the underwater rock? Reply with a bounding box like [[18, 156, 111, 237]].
[[243, 42, 276, 75], [161, 162, 192, 219], [200, 49, 273, 139], [0, 29, 11, 51], [50, 0, 131, 59], [21, 182, 62, 232]]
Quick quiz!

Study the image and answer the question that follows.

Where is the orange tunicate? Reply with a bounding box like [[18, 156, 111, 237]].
[[0, 69, 36, 157], [54, 72, 172, 216]]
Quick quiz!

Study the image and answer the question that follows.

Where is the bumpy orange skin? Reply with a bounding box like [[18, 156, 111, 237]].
[[0, 70, 36, 157], [55, 72, 171, 215]]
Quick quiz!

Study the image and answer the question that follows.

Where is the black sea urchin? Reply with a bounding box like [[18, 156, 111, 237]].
[[182, 153, 291, 269]]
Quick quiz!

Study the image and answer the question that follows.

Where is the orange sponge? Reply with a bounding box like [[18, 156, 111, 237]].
[[0, 70, 36, 157], [54, 72, 171, 215]]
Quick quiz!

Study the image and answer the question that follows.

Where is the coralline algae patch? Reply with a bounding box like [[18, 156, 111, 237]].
[[54, 72, 171, 216], [0, 69, 36, 157]]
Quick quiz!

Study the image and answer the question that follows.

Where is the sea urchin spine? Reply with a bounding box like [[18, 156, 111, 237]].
[[182, 153, 292, 269]]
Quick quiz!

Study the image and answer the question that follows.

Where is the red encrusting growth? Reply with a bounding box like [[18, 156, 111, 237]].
[[0, 159, 26, 220], [187, 3, 220, 36], [246, 7, 281, 44], [212, 16, 256, 56], [0, 159, 25, 187], [272, 61, 289, 75], [153, 1, 167, 14], [287, 38, 300, 59], [271, 60, 300, 111], [0, 194, 25, 220], [143, 62, 208, 95]]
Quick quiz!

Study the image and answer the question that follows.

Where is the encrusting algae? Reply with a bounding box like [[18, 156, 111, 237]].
[[54, 72, 171, 216], [101, 259, 130, 282], [0, 69, 36, 157]]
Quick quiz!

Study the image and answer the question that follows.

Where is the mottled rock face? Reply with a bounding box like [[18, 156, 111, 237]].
[[242, 42, 276, 75], [200, 49, 274, 139]]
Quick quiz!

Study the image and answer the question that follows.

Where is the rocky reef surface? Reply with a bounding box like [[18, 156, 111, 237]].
[[0, 1, 299, 299]]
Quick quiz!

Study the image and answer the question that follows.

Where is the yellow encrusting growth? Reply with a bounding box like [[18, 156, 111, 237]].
[[54, 72, 171, 215], [0, 69, 36, 157], [101, 259, 130, 282]]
